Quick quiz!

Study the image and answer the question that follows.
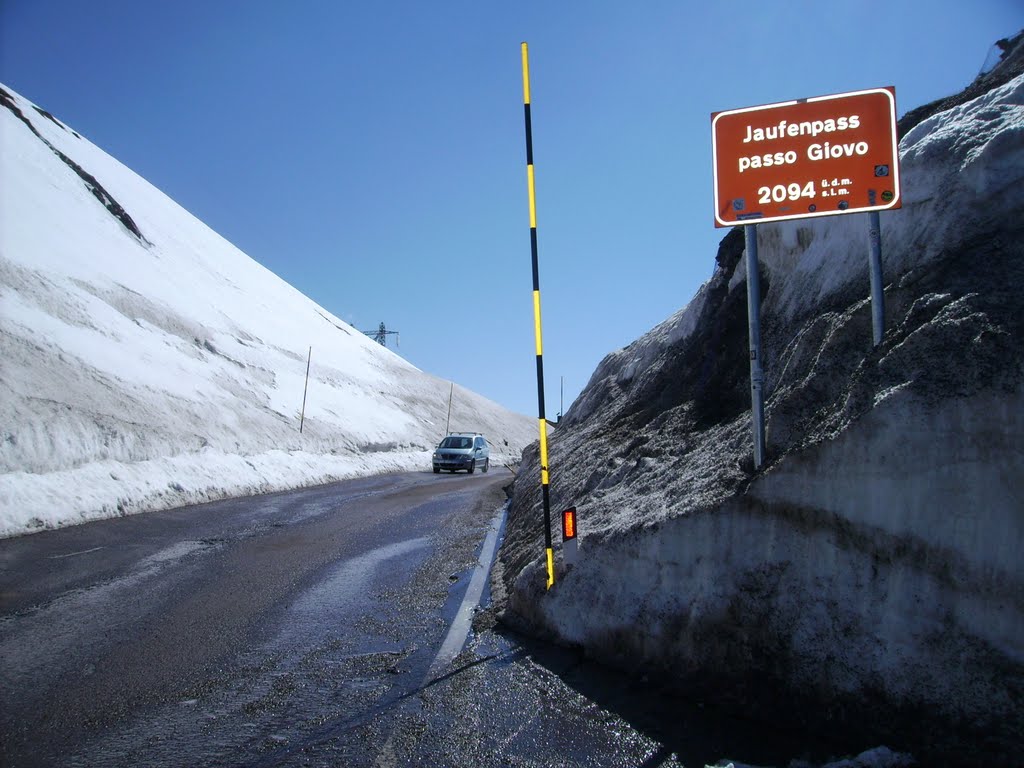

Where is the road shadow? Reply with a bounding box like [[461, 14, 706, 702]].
[[488, 624, 875, 768]]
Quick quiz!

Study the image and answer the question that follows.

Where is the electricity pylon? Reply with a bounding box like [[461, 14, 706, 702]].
[[362, 322, 400, 347]]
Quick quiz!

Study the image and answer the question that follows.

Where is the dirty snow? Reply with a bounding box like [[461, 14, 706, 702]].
[[502, 44, 1024, 767]]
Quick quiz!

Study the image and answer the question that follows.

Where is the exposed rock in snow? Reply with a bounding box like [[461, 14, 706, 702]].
[[0, 83, 536, 538], [500, 33, 1024, 765]]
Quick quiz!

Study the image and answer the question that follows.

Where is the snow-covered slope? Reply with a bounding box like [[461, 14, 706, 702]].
[[0, 83, 536, 538], [499, 34, 1024, 765]]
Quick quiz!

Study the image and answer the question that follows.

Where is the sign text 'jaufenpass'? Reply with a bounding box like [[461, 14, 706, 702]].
[[712, 88, 900, 227]]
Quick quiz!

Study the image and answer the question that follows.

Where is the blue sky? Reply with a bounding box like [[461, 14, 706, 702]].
[[2, 1, 1021, 417]]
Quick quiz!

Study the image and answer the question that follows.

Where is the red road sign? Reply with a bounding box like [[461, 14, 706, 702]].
[[712, 87, 900, 227]]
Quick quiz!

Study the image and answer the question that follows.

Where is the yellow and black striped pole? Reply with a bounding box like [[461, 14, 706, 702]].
[[520, 42, 555, 590]]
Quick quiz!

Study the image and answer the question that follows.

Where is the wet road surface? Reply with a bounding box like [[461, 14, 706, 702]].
[[1, 471, 842, 767]]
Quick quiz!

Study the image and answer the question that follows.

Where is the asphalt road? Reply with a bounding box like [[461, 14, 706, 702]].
[[0, 470, 837, 768]]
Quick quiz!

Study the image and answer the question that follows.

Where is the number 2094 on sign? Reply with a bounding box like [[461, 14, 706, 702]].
[[758, 181, 816, 204]]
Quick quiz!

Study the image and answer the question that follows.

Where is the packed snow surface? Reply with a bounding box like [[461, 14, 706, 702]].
[[0, 83, 536, 538]]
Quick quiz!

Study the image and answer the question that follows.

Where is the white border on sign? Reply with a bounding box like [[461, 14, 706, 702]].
[[712, 87, 900, 227]]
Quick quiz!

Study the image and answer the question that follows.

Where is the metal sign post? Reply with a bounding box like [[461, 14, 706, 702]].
[[868, 209, 885, 346], [745, 226, 766, 469]]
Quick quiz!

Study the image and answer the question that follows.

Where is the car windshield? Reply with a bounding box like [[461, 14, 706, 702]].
[[440, 436, 472, 449]]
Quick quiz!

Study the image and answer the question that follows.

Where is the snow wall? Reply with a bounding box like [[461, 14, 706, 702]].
[[0, 83, 537, 538], [499, 33, 1024, 765]]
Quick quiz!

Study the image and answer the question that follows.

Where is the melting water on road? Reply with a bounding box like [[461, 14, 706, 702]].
[[282, 537, 430, 648], [65, 510, 471, 767]]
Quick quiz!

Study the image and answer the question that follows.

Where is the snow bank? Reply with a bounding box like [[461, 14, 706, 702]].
[[501, 39, 1024, 765], [0, 83, 535, 538], [0, 448, 432, 534]]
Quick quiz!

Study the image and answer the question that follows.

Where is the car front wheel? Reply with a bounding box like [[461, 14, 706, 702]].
[[467, 460, 476, 474]]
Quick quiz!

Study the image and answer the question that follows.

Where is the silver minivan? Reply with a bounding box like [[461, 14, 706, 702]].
[[432, 433, 490, 474]]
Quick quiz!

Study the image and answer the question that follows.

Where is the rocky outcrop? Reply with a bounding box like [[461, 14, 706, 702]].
[[0, 86, 146, 242], [499, 34, 1024, 765]]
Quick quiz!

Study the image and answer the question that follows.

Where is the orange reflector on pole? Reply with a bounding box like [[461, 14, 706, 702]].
[[562, 506, 579, 567], [562, 507, 577, 540]]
